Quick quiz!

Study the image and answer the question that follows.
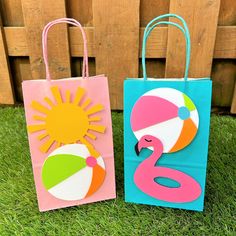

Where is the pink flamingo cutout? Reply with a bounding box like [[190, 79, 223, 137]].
[[134, 135, 202, 203]]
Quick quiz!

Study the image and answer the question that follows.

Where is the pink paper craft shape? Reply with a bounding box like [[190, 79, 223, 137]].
[[134, 135, 202, 203]]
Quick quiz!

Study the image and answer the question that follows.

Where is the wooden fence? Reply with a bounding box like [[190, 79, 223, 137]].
[[0, 0, 235, 112]]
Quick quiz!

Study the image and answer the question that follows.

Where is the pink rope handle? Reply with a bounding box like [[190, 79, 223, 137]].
[[42, 18, 89, 81]]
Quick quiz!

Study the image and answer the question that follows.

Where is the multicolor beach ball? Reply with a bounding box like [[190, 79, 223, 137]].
[[131, 88, 199, 153], [42, 144, 106, 201]]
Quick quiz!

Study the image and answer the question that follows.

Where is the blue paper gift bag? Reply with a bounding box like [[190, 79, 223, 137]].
[[124, 14, 212, 211]]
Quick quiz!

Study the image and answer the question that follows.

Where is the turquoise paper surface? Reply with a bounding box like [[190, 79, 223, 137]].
[[124, 79, 212, 211]]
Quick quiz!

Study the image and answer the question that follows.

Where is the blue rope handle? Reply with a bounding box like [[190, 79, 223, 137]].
[[144, 21, 187, 77], [142, 14, 191, 81]]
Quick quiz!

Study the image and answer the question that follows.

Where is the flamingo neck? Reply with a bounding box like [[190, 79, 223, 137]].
[[145, 143, 163, 166]]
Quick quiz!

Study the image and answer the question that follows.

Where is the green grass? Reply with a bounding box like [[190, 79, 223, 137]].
[[0, 107, 235, 235]]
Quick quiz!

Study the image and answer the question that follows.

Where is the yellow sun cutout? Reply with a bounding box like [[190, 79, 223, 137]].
[[28, 86, 106, 155]]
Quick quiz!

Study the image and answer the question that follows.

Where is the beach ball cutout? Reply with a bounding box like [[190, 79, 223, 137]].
[[42, 144, 106, 201], [131, 88, 199, 153]]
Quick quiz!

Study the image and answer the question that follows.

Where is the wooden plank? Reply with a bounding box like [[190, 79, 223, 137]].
[[166, 0, 221, 78], [140, 0, 169, 26], [139, 27, 168, 58], [69, 27, 95, 57], [0, 13, 14, 104], [4, 27, 28, 56], [0, 0, 24, 26], [218, 0, 236, 26], [67, 0, 94, 79], [21, 0, 71, 80], [10, 57, 32, 102], [67, 0, 93, 26], [4, 26, 236, 58], [139, 59, 166, 78], [140, 26, 236, 59], [214, 26, 236, 58], [0, 0, 24, 104], [211, 60, 236, 107], [4, 27, 95, 57], [93, 0, 140, 109]]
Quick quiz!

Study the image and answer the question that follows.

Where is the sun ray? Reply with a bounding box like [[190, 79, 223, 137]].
[[88, 116, 101, 122], [79, 137, 99, 158], [51, 86, 63, 104], [79, 136, 92, 148], [65, 90, 71, 103], [44, 97, 55, 108], [37, 132, 49, 141], [86, 104, 104, 116], [33, 115, 46, 121], [40, 137, 55, 153], [89, 124, 106, 133], [55, 142, 61, 148], [86, 132, 97, 140], [28, 124, 46, 133], [81, 98, 91, 109], [31, 101, 49, 115], [73, 87, 85, 105]]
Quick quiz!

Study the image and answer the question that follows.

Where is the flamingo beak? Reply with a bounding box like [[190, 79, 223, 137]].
[[135, 142, 141, 156]]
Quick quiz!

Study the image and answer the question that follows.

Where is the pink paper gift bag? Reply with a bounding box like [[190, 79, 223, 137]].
[[22, 18, 116, 212]]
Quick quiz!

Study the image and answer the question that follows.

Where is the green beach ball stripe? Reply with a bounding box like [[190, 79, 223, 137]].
[[183, 94, 196, 111], [42, 154, 86, 190]]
